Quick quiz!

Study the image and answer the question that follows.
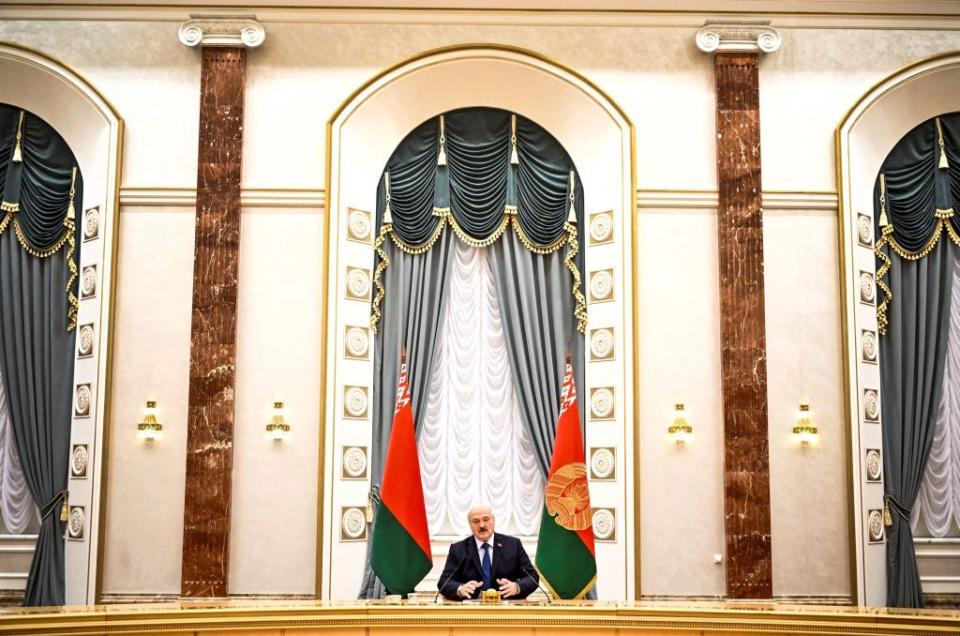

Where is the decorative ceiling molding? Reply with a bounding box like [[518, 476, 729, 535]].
[[177, 15, 266, 48], [695, 22, 782, 54]]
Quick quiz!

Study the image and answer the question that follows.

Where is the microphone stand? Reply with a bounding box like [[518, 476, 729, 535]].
[[519, 563, 553, 603], [434, 559, 464, 603]]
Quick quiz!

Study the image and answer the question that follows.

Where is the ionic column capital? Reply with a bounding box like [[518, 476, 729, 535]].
[[178, 15, 266, 49], [695, 22, 781, 55]]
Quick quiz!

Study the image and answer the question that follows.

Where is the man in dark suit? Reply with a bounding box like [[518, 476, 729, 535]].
[[437, 505, 539, 601]]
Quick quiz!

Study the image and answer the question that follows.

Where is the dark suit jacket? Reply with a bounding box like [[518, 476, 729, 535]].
[[438, 533, 539, 601]]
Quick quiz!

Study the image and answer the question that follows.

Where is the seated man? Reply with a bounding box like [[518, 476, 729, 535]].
[[437, 505, 539, 601]]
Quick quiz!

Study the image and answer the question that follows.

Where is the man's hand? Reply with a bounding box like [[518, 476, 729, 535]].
[[457, 580, 483, 598], [497, 578, 520, 598]]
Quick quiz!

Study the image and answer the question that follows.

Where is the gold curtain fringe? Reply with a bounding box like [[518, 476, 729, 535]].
[[64, 220, 78, 331], [564, 222, 588, 335], [369, 224, 392, 334], [390, 215, 447, 255], [0, 210, 10, 235], [874, 217, 960, 336], [1, 201, 19, 213], [369, 207, 587, 335], [443, 207, 511, 248], [513, 217, 567, 255]]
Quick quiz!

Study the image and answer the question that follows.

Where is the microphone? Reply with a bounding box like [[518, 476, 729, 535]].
[[434, 557, 464, 603], [519, 563, 553, 603]]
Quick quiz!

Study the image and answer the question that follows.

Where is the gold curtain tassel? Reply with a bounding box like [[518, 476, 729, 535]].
[[510, 114, 519, 165], [937, 117, 949, 170], [11, 111, 23, 163], [382, 171, 393, 225], [878, 208, 890, 228], [566, 170, 577, 224], [437, 114, 447, 166], [883, 502, 893, 526], [65, 167, 77, 223], [60, 497, 69, 522]]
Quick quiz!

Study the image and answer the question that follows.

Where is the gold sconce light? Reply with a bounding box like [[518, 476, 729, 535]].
[[137, 400, 163, 442], [266, 401, 291, 442], [792, 402, 818, 445], [668, 403, 693, 444]]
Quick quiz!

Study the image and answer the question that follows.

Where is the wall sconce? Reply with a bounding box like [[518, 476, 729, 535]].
[[137, 400, 163, 442], [668, 403, 693, 444], [266, 401, 291, 442], [792, 402, 818, 445]]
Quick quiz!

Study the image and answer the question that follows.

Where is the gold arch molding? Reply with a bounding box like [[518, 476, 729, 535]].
[[0, 40, 124, 606], [835, 49, 960, 607], [319, 43, 638, 599]]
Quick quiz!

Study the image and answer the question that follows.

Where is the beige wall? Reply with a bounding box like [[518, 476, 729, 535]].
[[1, 13, 958, 600]]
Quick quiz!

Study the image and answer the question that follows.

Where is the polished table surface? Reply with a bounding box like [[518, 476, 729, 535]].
[[0, 599, 958, 635]]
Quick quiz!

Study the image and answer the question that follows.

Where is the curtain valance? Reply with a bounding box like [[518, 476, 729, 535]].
[[370, 107, 586, 335], [0, 104, 82, 331], [875, 113, 960, 335]]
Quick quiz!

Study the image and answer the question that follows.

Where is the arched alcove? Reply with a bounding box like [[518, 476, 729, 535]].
[[837, 51, 960, 606], [320, 44, 636, 600], [0, 42, 122, 605]]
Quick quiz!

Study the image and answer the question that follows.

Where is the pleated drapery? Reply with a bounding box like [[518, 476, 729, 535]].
[[0, 104, 81, 606], [874, 112, 960, 608]]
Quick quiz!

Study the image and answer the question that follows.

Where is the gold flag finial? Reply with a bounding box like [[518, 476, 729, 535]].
[[510, 114, 519, 165], [937, 117, 949, 170], [12, 111, 24, 163], [437, 115, 447, 166], [566, 170, 577, 224]]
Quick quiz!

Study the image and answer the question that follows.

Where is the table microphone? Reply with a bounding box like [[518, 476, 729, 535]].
[[520, 563, 553, 603], [434, 559, 464, 603]]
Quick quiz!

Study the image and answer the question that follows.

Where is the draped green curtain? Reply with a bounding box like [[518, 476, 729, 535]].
[[360, 107, 586, 597], [873, 113, 960, 608], [0, 103, 81, 606]]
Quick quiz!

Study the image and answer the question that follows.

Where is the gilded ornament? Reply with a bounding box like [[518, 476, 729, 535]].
[[74, 384, 92, 418], [340, 507, 367, 541], [344, 326, 369, 359], [68, 506, 85, 540], [591, 508, 616, 541], [861, 330, 878, 363], [71, 444, 89, 478], [77, 323, 94, 358], [589, 269, 614, 303], [345, 267, 371, 300], [865, 449, 882, 482], [856, 214, 872, 247], [863, 389, 880, 422], [868, 509, 884, 543], [859, 271, 875, 304], [590, 328, 614, 361], [81, 265, 97, 299], [588, 211, 614, 245], [545, 462, 592, 531], [342, 446, 368, 479], [589, 447, 615, 480], [83, 206, 99, 241], [590, 387, 615, 420], [343, 386, 369, 419]]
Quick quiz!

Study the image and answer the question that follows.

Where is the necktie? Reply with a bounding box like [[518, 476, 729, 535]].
[[481, 542, 492, 590]]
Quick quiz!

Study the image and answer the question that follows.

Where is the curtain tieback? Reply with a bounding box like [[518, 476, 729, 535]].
[[883, 494, 911, 527], [40, 489, 68, 522]]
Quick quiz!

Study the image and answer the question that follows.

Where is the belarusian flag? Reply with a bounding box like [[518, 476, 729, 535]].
[[535, 361, 597, 599], [370, 360, 432, 595]]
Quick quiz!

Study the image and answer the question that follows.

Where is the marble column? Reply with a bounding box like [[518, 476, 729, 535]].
[[177, 18, 264, 598], [697, 23, 781, 600]]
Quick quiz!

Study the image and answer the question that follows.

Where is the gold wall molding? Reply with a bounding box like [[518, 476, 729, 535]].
[[118, 187, 838, 212], [3, 4, 960, 30], [0, 601, 957, 635]]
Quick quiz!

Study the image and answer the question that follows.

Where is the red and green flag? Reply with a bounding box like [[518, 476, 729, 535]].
[[370, 360, 432, 595], [535, 361, 597, 599]]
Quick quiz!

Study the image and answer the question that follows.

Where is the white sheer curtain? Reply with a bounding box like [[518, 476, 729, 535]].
[[418, 240, 543, 537], [913, 255, 960, 538], [0, 361, 38, 534]]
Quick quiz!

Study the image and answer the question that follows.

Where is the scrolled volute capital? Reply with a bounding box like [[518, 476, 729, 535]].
[[178, 15, 266, 48], [695, 22, 781, 55]]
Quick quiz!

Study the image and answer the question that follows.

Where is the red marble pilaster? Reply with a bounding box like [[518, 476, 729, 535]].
[[714, 52, 773, 599], [181, 47, 246, 598]]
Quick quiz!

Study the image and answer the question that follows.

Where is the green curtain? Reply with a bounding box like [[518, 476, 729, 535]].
[[0, 103, 81, 606], [874, 112, 960, 608]]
